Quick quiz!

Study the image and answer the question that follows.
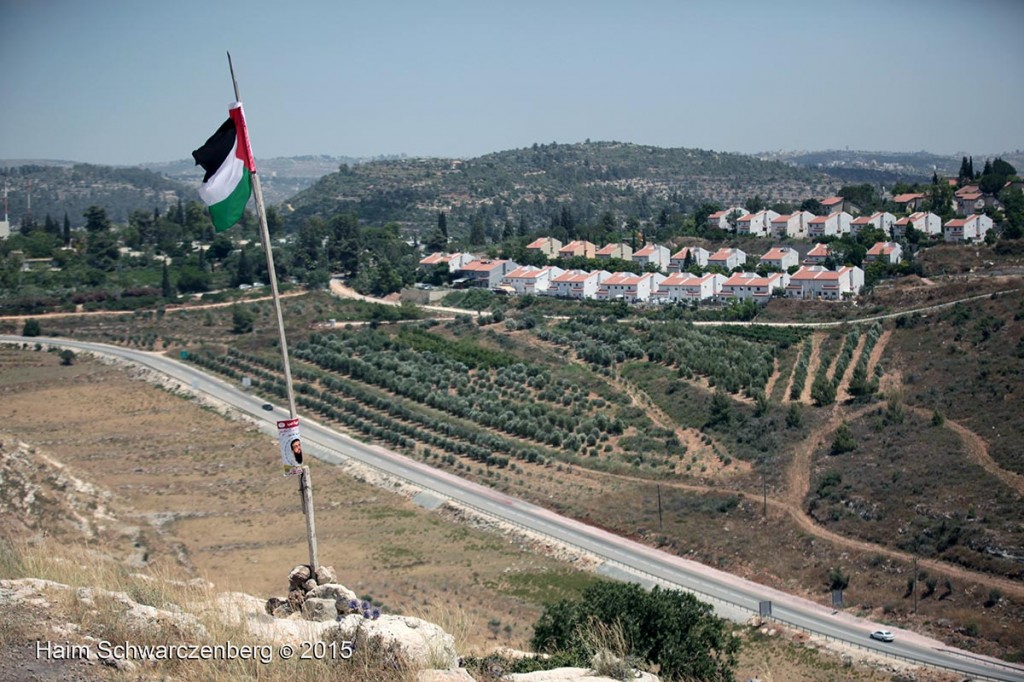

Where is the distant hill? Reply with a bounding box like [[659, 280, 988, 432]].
[[757, 149, 1024, 186], [0, 163, 192, 227], [143, 154, 366, 206], [283, 141, 839, 236]]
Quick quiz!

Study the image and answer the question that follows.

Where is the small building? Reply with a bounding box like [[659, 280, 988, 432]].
[[719, 272, 789, 302], [596, 242, 633, 260], [632, 243, 670, 271], [850, 212, 896, 236], [735, 209, 779, 237], [501, 265, 565, 295], [620, 272, 666, 303], [770, 211, 814, 239], [455, 259, 517, 288], [955, 191, 985, 216], [706, 207, 748, 231], [595, 272, 640, 300], [893, 193, 927, 212], [557, 240, 597, 259], [786, 265, 864, 300], [820, 196, 848, 214], [419, 252, 475, 272], [549, 269, 609, 300], [944, 214, 993, 243], [668, 246, 710, 271], [526, 237, 562, 258], [864, 241, 903, 265], [807, 211, 852, 238], [657, 272, 725, 302], [893, 212, 942, 238], [804, 242, 832, 265], [758, 247, 800, 271], [707, 247, 747, 271]]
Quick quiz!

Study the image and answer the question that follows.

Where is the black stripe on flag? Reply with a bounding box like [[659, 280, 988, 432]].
[[192, 118, 236, 183]]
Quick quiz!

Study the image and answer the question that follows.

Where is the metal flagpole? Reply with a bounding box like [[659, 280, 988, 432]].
[[227, 52, 318, 571]]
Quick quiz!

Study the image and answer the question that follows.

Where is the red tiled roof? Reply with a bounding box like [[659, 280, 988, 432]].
[[807, 243, 831, 257], [866, 242, 898, 256], [821, 196, 844, 206], [505, 266, 544, 279], [661, 273, 712, 286], [527, 237, 552, 249], [790, 266, 840, 282], [708, 248, 739, 260], [460, 259, 507, 272], [893, 193, 925, 203], [760, 247, 795, 261]]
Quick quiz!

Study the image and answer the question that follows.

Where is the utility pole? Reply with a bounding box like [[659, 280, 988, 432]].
[[656, 484, 663, 531], [913, 556, 918, 615], [762, 472, 767, 518]]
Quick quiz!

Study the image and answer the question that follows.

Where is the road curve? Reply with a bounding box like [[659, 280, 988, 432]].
[[4, 335, 1022, 682]]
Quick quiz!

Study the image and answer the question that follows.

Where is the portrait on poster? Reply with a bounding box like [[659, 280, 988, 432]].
[[277, 418, 303, 467]]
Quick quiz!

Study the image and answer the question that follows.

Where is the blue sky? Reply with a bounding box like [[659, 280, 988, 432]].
[[1, 0, 1022, 165]]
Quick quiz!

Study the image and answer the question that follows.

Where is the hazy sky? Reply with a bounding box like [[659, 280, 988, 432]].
[[1, 0, 1022, 166]]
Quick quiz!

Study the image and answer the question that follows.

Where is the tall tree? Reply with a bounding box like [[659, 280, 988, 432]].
[[62, 212, 71, 245], [161, 262, 174, 298], [83, 205, 110, 232], [233, 248, 253, 287], [517, 214, 529, 237], [438, 211, 449, 241], [469, 215, 486, 245]]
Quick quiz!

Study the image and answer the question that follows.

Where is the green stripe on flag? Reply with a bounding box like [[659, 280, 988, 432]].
[[208, 168, 252, 232]]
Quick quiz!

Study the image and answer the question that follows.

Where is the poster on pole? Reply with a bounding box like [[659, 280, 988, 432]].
[[277, 418, 304, 470]]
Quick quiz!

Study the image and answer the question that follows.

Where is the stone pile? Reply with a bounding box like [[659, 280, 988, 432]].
[[264, 564, 359, 622]]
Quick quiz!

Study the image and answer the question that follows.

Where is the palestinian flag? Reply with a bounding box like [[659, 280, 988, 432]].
[[192, 102, 255, 231]]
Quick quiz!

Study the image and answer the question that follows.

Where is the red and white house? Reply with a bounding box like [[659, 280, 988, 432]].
[[549, 269, 610, 299], [804, 242, 832, 265], [786, 266, 865, 300], [596, 243, 633, 260], [657, 272, 725, 302], [955, 191, 985, 216], [719, 272, 789, 302], [558, 240, 598, 259], [850, 211, 896, 236], [758, 247, 800, 271], [501, 265, 565, 294], [595, 272, 640, 300], [632, 243, 671, 270], [418, 252, 476, 272], [621, 272, 666, 302], [770, 211, 814, 239], [707, 247, 747, 271], [526, 237, 562, 258], [668, 246, 710, 271], [893, 212, 942, 238], [706, 207, 748, 231], [893, 192, 927, 212], [864, 242, 903, 265], [944, 214, 993, 243], [735, 209, 779, 237], [820, 196, 847, 214], [807, 211, 852, 237], [455, 259, 517, 288]]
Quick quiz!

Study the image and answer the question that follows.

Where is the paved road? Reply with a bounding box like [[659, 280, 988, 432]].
[[5, 335, 1023, 682]]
